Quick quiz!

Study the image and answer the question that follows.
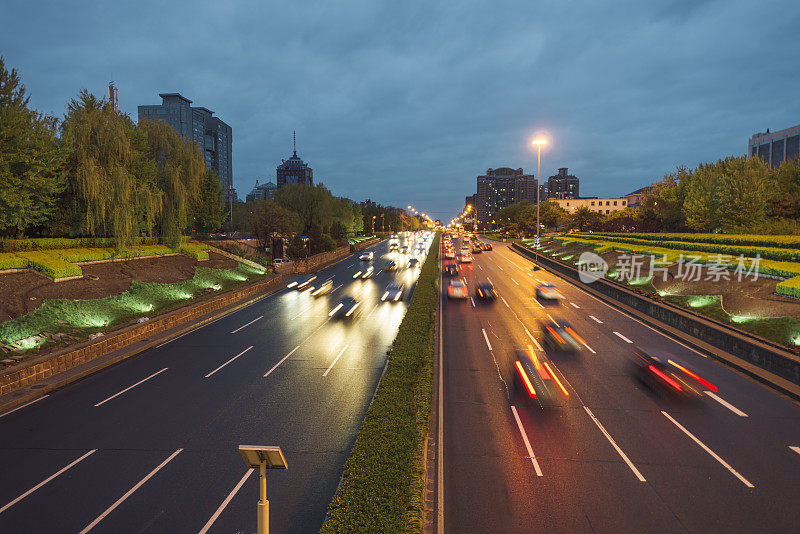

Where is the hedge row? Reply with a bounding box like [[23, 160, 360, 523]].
[[17, 251, 83, 279], [776, 276, 800, 299], [0, 236, 197, 252], [572, 233, 800, 262], [180, 243, 209, 261], [320, 233, 439, 534], [0, 253, 28, 270], [581, 232, 800, 250]]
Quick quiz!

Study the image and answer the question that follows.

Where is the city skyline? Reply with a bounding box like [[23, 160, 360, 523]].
[[2, 0, 799, 219]]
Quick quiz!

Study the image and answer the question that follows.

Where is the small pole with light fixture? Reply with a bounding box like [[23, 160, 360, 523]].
[[239, 445, 288, 534], [532, 138, 547, 248]]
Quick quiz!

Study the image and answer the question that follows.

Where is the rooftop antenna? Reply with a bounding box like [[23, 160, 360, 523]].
[[293, 130, 297, 156]]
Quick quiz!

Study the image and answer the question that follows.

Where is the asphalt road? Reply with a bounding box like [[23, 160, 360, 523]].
[[441, 236, 800, 533], [0, 235, 432, 533]]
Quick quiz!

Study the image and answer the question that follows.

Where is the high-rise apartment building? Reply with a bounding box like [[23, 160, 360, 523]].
[[475, 167, 537, 222], [748, 124, 800, 168], [138, 93, 234, 202], [541, 168, 579, 200]]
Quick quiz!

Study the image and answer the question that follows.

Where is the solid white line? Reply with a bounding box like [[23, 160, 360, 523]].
[[437, 252, 444, 534], [524, 328, 544, 351], [470, 297, 476, 308], [322, 344, 349, 377], [704, 391, 748, 417], [265, 346, 300, 377], [0, 449, 97, 514], [589, 315, 603, 324], [570, 302, 580, 309], [198, 468, 253, 534], [584, 406, 646, 482], [790, 446, 800, 456], [501, 296, 510, 308], [0, 395, 49, 419], [205, 346, 253, 378], [94, 368, 168, 407], [482, 328, 493, 351], [511, 406, 543, 476], [662, 411, 753, 487], [230, 315, 263, 334], [613, 331, 633, 344], [79, 449, 183, 533], [510, 277, 520, 286]]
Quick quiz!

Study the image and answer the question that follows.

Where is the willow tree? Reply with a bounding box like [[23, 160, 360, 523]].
[[62, 90, 137, 249], [138, 118, 204, 248]]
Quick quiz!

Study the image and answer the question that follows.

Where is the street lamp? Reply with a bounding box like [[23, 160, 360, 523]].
[[238, 445, 288, 534], [532, 138, 547, 248]]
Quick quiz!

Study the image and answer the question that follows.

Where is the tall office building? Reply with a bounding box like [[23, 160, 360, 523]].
[[748, 124, 800, 168], [475, 167, 537, 222], [138, 93, 234, 202], [541, 168, 579, 200], [277, 133, 313, 188]]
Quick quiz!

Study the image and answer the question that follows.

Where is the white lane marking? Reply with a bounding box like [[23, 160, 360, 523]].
[[613, 331, 633, 344], [510, 277, 520, 286], [584, 406, 646, 482], [0, 449, 96, 514], [365, 303, 380, 320], [704, 391, 748, 417], [527, 273, 534, 277], [94, 368, 168, 407], [511, 406, 543, 477], [264, 346, 300, 377], [437, 249, 444, 534], [500, 296, 510, 308], [205, 346, 254, 378], [198, 468, 253, 534], [0, 395, 49, 419], [790, 446, 800, 456], [589, 315, 603, 324], [570, 302, 580, 309], [470, 297, 476, 308], [230, 315, 264, 334], [79, 449, 183, 533], [524, 328, 544, 351], [578, 338, 596, 354], [487, 276, 494, 285], [482, 328, 493, 351], [662, 411, 753, 487], [478, 265, 483, 271], [290, 304, 314, 321], [530, 296, 544, 308], [323, 344, 350, 377], [535, 278, 545, 284]]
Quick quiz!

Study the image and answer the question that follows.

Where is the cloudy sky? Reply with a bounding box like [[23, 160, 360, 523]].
[[2, 0, 799, 219]]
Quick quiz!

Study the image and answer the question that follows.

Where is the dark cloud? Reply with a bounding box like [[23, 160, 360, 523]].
[[2, 0, 798, 219]]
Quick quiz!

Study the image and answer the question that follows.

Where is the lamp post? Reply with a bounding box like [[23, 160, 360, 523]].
[[238, 445, 288, 534], [532, 139, 547, 248]]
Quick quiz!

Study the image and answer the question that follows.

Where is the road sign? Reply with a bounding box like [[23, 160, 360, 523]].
[[534, 236, 540, 248]]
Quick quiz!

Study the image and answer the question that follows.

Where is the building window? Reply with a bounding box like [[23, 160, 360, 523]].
[[613, 201, 617, 206], [590, 201, 595, 206], [606, 210, 610, 214]]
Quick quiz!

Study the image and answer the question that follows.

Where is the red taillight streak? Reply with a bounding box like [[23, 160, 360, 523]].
[[668, 360, 717, 392], [515, 361, 537, 398], [543, 362, 569, 398], [546, 325, 565, 344], [492, 290, 498, 296], [648, 364, 683, 391], [565, 327, 586, 346]]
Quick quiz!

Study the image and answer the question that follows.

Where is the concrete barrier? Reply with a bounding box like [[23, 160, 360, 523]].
[[511, 242, 800, 388], [0, 276, 283, 397]]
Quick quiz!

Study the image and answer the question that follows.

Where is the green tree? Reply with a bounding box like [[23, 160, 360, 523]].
[[716, 156, 770, 231], [567, 206, 601, 231], [769, 156, 800, 220], [247, 199, 299, 253], [192, 169, 225, 232], [0, 58, 67, 236]]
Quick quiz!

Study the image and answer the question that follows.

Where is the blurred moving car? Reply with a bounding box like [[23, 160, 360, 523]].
[[513, 346, 570, 407], [329, 296, 361, 319], [481, 243, 492, 251], [540, 318, 583, 353], [630, 348, 714, 399], [475, 282, 498, 300], [535, 282, 564, 301], [359, 251, 374, 261], [447, 279, 468, 299], [459, 253, 473, 263], [471, 244, 483, 254], [311, 280, 334, 296], [443, 262, 459, 276], [361, 265, 375, 278], [385, 260, 398, 271], [445, 249, 456, 259], [389, 242, 399, 251], [382, 282, 405, 302], [400, 246, 409, 254], [288, 275, 317, 291], [408, 258, 420, 269]]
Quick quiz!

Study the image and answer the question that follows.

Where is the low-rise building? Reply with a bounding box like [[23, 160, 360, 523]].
[[624, 186, 653, 208], [748, 123, 800, 167], [552, 197, 628, 214]]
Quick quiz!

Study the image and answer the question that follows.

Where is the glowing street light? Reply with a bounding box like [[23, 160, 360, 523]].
[[532, 138, 548, 247]]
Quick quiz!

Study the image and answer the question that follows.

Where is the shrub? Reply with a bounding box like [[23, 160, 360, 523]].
[[57, 248, 115, 263], [180, 243, 209, 261], [0, 253, 27, 270], [17, 252, 82, 279], [776, 276, 800, 299]]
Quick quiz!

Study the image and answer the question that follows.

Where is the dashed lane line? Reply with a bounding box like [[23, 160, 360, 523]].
[[230, 315, 264, 334], [613, 331, 633, 344], [704, 391, 748, 417], [94, 368, 168, 407], [511, 406, 543, 477], [584, 406, 646, 482], [204, 346, 253, 378]]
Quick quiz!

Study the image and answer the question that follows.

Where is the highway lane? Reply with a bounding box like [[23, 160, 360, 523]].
[[0, 234, 432, 533], [442, 236, 800, 533]]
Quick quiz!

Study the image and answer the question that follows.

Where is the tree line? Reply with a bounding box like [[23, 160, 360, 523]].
[[493, 154, 800, 235], [0, 57, 224, 248]]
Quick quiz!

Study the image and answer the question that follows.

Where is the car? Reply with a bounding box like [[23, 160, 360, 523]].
[[389, 243, 399, 251], [287, 274, 317, 290], [475, 282, 497, 300], [459, 254, 473, 263], [382, 282, 405, 302], [385, 260, 398, 271], [361, 265, 375, 278], [471, 245, 482, 254], [482, 243, 492, 251], [629, 348, 714, 399], [443, 263, 459, 276], [273, 258, 289, 266], [513, 346, 570, 407], [311, 280, 334, 296], [540, 318, 583, 353], [400, 246, 409, 254], [447, 279, 468, 299], [445, 250, 456, 259], [535, 282, 564, 301], [408, 258, 420, 269], [360, 251, 374, 261], [329, 296, 361, 319]]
